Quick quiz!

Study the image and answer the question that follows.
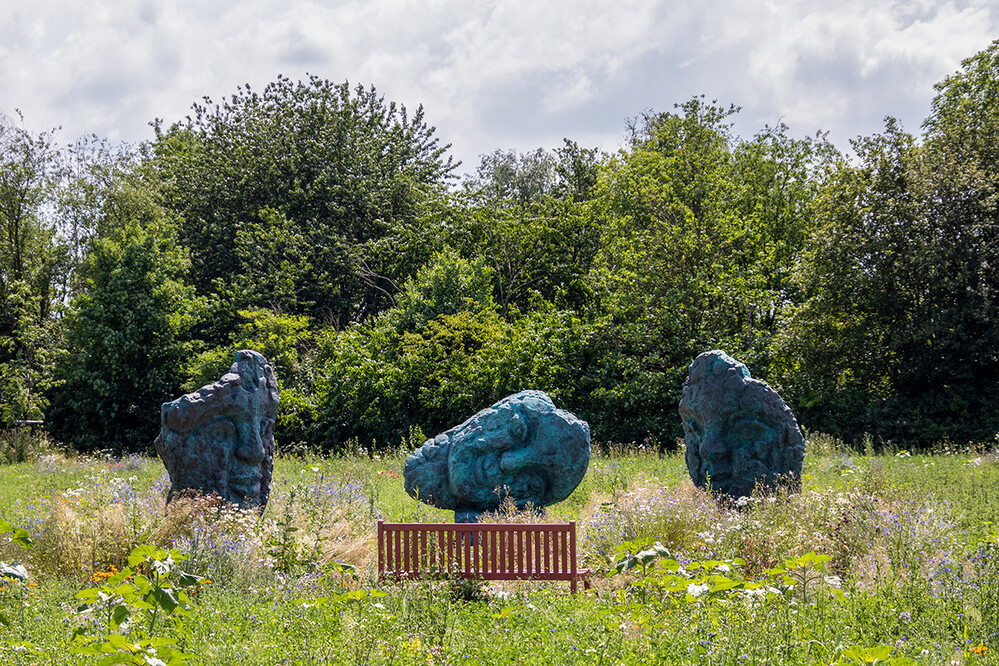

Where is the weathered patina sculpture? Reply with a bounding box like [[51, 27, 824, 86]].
[[404, 390, 591, 522], [154, 350, 279, 509], [679, 350, 804, 499]]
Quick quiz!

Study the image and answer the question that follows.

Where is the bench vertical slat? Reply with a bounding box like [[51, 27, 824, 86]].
[[533, 529, 541, 575], [494, 529, 501, 574], [396, 526, 403, 573], [507, 529, 515, 575], [412, 527, 418, 575], [559, 529, 569, 573], [419, 529, 427, 575], [485, 529, 492, 574], [570, 521, 578, 593], [403, 527, 410, 574], [450, 529, 457, 574], [555, 527, 563, 573], [526, 529, 534, 575], [398, 527, 404, 574], [474, 529, 481, 574], [393, 526, 400, 573], [386, 525, 394, 572], [482, 529, 489, 574], [434, 530, 443, 574], [383, 523, 390, 572], [478, 528, 486, 574], [464, 526, 472, 576], [545, 527, 552, 574], [483, 528, 488, 574], [517, 530, 524, 575], [394, 527, 402, 573], [540, 529, 547, 574], [484, 528, 491, 574]]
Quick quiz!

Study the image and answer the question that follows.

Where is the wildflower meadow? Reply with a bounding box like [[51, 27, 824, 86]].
[[1, 434, 999, 664]]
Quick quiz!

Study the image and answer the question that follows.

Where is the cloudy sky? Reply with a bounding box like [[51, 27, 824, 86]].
[[2, 0, 996, 172]]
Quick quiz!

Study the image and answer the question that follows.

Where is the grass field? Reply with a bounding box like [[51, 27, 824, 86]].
[[1, 436, 999, 664]]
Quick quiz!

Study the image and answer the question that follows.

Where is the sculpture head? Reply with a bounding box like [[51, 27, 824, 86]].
[[154, 350, 280, 509], [678, 350, 804, 499], [404, 390, 591, 513]]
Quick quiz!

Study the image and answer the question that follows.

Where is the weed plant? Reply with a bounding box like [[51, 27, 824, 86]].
[[1, 440, 999, 663]]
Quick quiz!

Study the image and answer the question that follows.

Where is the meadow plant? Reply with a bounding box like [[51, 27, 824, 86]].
[[804, 430, 852, 457], [267, 467, 376, 573], [163, 496, 268, 589], [581, 480, 731, 562], [25, 468, 167, 580], [0, 428, 56, 465], [4, 449, 999, 663]]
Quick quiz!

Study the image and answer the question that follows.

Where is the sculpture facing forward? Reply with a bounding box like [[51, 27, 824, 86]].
[[155, 350, 280, 509], [404, 390, 591, 522], [679, 350, 804, 499]]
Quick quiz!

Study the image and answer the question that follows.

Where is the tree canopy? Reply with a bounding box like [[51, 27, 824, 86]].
[[3, 43, 999, 453]]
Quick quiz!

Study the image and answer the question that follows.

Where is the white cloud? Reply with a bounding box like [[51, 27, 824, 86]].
[[1, 0, 996, 167]]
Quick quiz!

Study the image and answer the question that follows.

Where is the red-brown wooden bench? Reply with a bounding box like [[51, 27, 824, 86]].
[[377, 520, 592, 593]]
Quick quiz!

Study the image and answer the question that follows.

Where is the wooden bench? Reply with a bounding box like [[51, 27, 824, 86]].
[[377, 520, 592, 593]]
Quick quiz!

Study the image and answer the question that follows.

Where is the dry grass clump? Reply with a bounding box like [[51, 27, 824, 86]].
[[269, 471, 379, 573], [479, 497, 553, 524], [25, 468, 167, 580], [580, 479, 729, 563], [32, 497, 137, 578], [578, 459, 966, 590]]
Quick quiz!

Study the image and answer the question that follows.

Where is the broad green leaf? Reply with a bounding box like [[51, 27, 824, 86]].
[[0, 562, 28, 581]]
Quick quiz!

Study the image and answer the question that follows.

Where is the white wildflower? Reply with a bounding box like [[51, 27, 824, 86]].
[[687, 582, 710, 597]]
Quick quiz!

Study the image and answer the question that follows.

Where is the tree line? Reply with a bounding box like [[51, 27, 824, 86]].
[[3, 42, 999, 455]]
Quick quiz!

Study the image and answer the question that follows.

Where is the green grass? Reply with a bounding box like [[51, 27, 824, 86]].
[[2, 441, 999, 664]]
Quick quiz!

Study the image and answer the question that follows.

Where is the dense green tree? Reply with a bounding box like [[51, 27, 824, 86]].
[[454, 145, 605, 315], [553, 139, 602, 202], [445, 201, 602, 316], [467, 148, 558, 207], [583, 98, 834, 445], [56, 136, 166, 293], [0, 114, 66, 426], [314, 249, 588, 451], [47, 221, 195, 453], [774, 40, 999, 446], [771, 122, 920, 441], [152, 75, 456, 331]]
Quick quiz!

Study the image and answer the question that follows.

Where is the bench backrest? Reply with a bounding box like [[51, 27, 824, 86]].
[[377, 521, 579, 582]]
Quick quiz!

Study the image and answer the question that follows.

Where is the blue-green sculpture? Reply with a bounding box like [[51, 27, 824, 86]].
[[404, 390, 591, 522], [679, 350, 804, 499], [154, 350, 279, 509]]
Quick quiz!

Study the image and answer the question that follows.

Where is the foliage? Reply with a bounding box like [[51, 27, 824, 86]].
[[151, 75, 456, 329], [47, 221, 195, 453], [184, 307, 312, 390], [774, 40, 999, 446], [583, 98, 836, 446], [315, 250, 590, 451], [72, 544, 204, 665], [0, 114, 67, 428]]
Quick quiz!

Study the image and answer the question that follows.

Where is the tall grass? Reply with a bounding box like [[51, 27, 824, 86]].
[[2, 440, 999, 663]]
